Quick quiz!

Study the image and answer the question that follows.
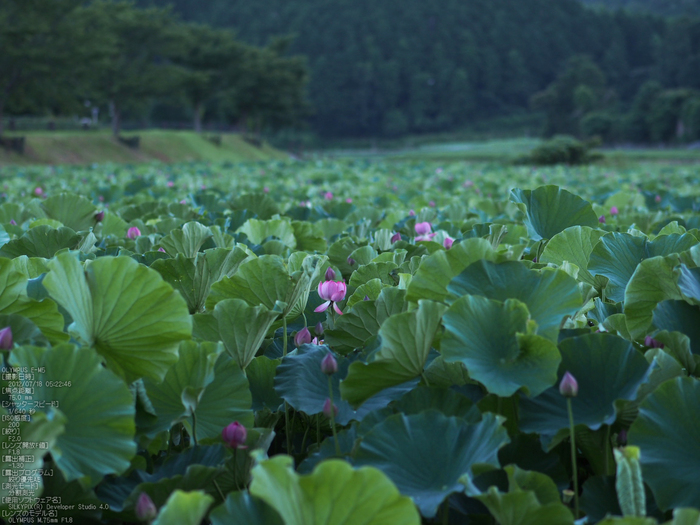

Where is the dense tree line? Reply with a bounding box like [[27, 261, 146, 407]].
[[138, 0, 700, 142], [0, 0, 309, 137], [579, 0, 700, 17]]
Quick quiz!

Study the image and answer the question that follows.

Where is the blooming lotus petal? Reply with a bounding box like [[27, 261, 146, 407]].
[[315, 301, 331, 313], [333, 302, 343, 315], [415, 222, 432, 235]]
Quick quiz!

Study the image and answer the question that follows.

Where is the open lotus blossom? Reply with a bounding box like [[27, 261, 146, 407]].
[[135, 492, 157, 522], [127, 226, 141, 239], [222, 421, 247, 449], [315, 280, 346, 315], [294, 327, 312, 346], [0, 327, 12, 350], [610, 206, 619, 216]]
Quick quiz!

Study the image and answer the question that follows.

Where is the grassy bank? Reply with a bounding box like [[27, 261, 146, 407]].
[[0, 130, 289, 166]]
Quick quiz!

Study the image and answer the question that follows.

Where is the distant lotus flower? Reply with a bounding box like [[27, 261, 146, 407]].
[[167, 181, 174, 187], [443, 236, 454, 249], [409, 209, 416, 216], [201, 185, 206, 190], [435, 167, 443, 174], [94, 211, 105, 222], [363, 295, 370, 301], [0, 327, 12, 350], [315, 322, 324, 336], [312, 336, 323, 345], [347, 256, 356, 266], [263, 186, 270, 193], [429, 200, 436, 207], [325, 267, 336, 281], [158, 247, 166, 253], [222, 421, 247, 449], [415, 222, 432, 235], [179, 199, 187, 205], [598, 215, 606, 224], [34, 187, 43, 196], [559, 371, 578, 397], [135, 492, 157, 522], [655, 194, 662, 203], [9, 219, 16, 226], [98, 195, 104, 202], [323, 397, 339, 419], [463, 180, 474, 188], [127, 227, 141, 239], [315, 280, 347, 315], [321, 352, 338, 375], [644, 335, 664, 349], [391, 232, 401, 243], [346, 198, 353, 203], [610, 206, 619, 216], [324, 191, 333, 200], [294, 327, 312, 346]]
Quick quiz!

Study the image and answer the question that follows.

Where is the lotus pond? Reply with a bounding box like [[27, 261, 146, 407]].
[[1, 159, 700, 525]]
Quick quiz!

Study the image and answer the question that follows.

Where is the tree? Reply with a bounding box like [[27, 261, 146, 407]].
[[77, 1, 186, 136]]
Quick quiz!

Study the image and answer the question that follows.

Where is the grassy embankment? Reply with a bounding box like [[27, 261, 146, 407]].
[[0, 130, 289, 166]]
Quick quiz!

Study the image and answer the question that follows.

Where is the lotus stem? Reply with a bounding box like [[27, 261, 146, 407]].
[[567, 397, 579, 519], [191, 411, 198, 447], [327, 376, 341, 457], [283, 315, 293, 455]]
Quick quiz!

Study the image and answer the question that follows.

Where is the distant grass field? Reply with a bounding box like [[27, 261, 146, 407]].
[[0, 130, 288, 166]]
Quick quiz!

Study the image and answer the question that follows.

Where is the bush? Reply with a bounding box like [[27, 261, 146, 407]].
[[516, 135, 602, 166]]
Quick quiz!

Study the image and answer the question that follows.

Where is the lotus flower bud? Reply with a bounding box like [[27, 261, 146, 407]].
[[347, 256, 355, 266], [94, 211, 105, 222], [409, 209, 416, 216], [364, 295, 370, 301], [323, 397, 338, 419], [391, 232, 401, 243], [158, 247, 166, 253], [167, 181, 174, 187], [222, 421, 248, 449], [655, 194, 662, 203], [346, 198, 352, 203], [0, 327, 12, 350], [598, 215, 606, 224], [610, 206, 619, 216], [127, 227, 141, 239], [414, 222, 432, 235], [617, 429, 628, 446], [34, 187, 43, 197], [321, 352, 338, 375], [643, 335, 664, 349], [443, 236, 454, 249], [294, 327, 312, 346], [324, 191, 333, 200], [559, 371, 578, 397], [315, 322, 324, 336], [9, 219, 16, 226], [325, 267, 336, 281], [135, 492, 157, 522]]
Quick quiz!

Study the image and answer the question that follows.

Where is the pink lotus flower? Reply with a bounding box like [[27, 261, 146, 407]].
[[429, 201, 436, 207], [222, 421, 247, 449], [135, 492, 157, 521], [409, 209, 416, 216], [263, 186, 270, 193], [559, 371, 578, 397], [325, 267, 336, 281], [127, 227, 141, 239], [315, 322, 324, 336], [294, 327, 312, 346], [463, 180, 474, 188], [598, 215, 606, 224], [321, 352, 338, 375], [346, 198, 353, 203], [9, 219, 16, 226], [655, 194, 662, 203], [644, 335, 664, 349], [315, 280, 347, 315], [34, 187, 43, 196], [167, 181, 174, 187], [158, 247, 166, 253], [443, 236, 454, 249], [610, 206, 619, 216], [180, 199, 187, 205], [415, 222, 432, 235], [391, 232, 401, 243], [94, 211, 105, 222], [324, 191, 333, 200], [0, 327, 12, 350]]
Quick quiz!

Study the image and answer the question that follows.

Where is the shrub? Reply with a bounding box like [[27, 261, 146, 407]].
[[516, 135, 602, 166]]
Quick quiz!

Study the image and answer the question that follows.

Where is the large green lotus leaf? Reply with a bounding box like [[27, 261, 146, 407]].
[[43, 253, 192, 383], [628, 377, 700, 510], [540, 226, 606, 286], [442, 295, 560, 397], [653, 300, 700, 356], [472, 465, 574, 525], [9, 344, 136, 484], [588, 233, 696, 303], [0, 313, 47, 346], [210, 493, 284, 525], [144, 343, 253, 440], [159, 221, 213, 258], [249, 455, 421, 525], [0, 408, 65, 518], [0, 225, 81, 258], [214, 298, 282, 369], [393, 386, 481, 421], [624, 255, 683, 340], [348, 261, 398, 289], [238, 218, 296, 249], [340, 300, 446, 408], [510, 186, 599, 241], [41, 193, 97, 232], [447, 260, 582, 341], [275, 344, 417, 426], [346, 278, 386, 308], [519, 333, 652, 435], [353, 411, 509, 517], [677, 264, 700, 304], [406, 237, 496, 303], [230, 192, 281, 220], [247, 355, 284, 411], [152, 490, 214, 525], [291, 220, 328, 252]]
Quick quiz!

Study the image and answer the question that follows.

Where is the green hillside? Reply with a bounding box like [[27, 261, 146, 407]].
[[0, 130, 288, 166]]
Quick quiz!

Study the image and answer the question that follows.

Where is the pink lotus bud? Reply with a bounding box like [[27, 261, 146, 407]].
[[94, 211, 105, 222], [598, 215, 606, 224], [324, 192, 333, 200], [294, 327, 312, 346], [429, 200, 436, 207], [391, 232, 401, 243], [463, 180, 474, 188], [263, 186, 270, 193], [0, 327, 12, 350], [158, 247, 166, 253], [9, 219, 16, 226], [655, 194, 662, 203], [559, 371, 578, 397], [363, 295, 370, 301], [346, 198, 353, 203], [34, 187, 43, 196], [617, 429, 628, 446], [323, 397, 338, 418], [201, 185, 206, 190], [315, 322, 324, 336], [644, 335, 664, 349], [312, 336, 323, 345], [135, 492, 157, 521], [443, 236, 454, 249], [414, 222, 432, 235], [347, 256, 355, 266], [167, 181, 174, 187], [222, 421, 248, 449], [409, 209, 416, 216], [321, 352, 338, 375], [610, 206, 619, 216], [127, 227, 141, 239], [325, 267, 336, 281]]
